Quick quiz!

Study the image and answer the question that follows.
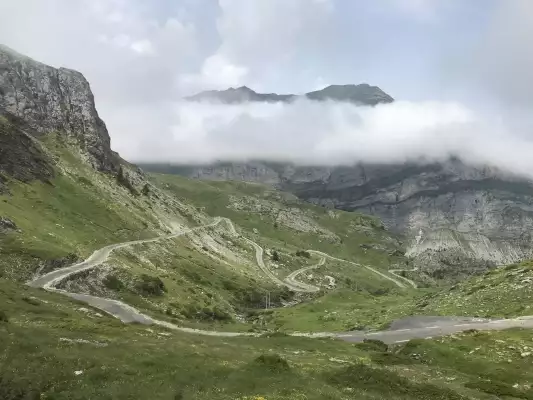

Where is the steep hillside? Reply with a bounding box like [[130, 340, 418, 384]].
[[149, 173, 416, 331], [413, 259, 533, 319], [0, 45, 413, 333], [6, 44, 533, 400], [0, 44, 118, 172], [146, 155, 533, 282]]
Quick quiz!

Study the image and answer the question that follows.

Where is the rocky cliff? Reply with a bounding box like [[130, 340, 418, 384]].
[[145, 160, 533, 279], [0, 44, 118, 173]]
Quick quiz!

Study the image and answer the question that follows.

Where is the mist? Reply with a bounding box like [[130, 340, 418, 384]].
[[118, 98, 533, 179], [3, 1, 531, 178]]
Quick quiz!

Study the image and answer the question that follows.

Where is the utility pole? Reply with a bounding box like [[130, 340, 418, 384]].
[[265, 291, 271, 309]]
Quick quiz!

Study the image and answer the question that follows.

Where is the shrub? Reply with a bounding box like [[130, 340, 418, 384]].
[[253, 354, 290, 373], [180, 304, 232, 322], [295, 250, 311, 258], [272, 250, 280, 262], [141, 183, 150, 196], [135, 274, 166, 296], [0, 310, 8, 323], [504, 263, 519, 270], [21, 296, 40, 306], [103, 275, 124, 291], [76, 176, 93, 187], [371, 351, 417, 366], [465, 380, 532, 399], [329, 363, 464, 399], [354, 339, 388, 352], [368, 288, 390, 297], [116, 167, 139, 196]]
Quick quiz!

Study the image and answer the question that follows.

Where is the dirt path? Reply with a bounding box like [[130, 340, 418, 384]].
[[388, 268, 418, 288]]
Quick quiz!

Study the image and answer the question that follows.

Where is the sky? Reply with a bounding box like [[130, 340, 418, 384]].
[[1, 0, 533, 174]]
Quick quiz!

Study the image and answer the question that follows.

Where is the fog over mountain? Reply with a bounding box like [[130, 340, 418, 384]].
[[1, 0, 533, 177], [128, 97, 532, 181]]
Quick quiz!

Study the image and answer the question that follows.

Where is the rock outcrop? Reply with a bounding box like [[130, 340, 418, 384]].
[[0, 44, 119, 172], [0, 114, 54, 191], [0, 216, 17, 233]]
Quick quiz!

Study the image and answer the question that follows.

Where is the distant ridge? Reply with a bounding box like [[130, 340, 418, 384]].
[[186, 83, 394, 106]]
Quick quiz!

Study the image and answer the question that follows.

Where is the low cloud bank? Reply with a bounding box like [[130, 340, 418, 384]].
[[113, 99, 533, 179]]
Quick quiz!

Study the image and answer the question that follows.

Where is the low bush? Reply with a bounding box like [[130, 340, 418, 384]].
[[354, 339, 388, 352], [370, 351, 417, 366], [135, 274, 166, 296], [253, 354, 290, 373], [0, 310, 8, 323], [21, 296, 40, 306], [295, 250, 311, 258], [329, 363, 464, 399], [465, 380, 533, 399], [103, 274, 124, 291]]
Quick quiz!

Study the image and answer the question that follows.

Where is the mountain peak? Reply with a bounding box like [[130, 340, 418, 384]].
[[0, 44, 119, 173], [306, 83, 394, 105], [186, 83, 393, 105], [231, 85, 254, 92]]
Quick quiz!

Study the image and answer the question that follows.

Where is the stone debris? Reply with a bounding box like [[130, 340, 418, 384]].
[[60, 337, 108, 347]]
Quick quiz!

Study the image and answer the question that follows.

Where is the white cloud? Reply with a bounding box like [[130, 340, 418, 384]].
[[180, 54, 249, 90], [469, 0, 533, 107], [183, 0, 334, 91], [120, 99, 533, 181], [130, 39, 155, 55], [1, 0, 533, 178], [390, 0, 442, 21]]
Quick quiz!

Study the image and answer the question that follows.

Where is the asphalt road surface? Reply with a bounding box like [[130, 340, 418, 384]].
[[337, 315, 533, 344]]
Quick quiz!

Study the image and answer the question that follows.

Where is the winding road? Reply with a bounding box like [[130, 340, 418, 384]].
[[284, 257, 325, 292], [27, 217, 533, 343], [389, 267, 418, 288]]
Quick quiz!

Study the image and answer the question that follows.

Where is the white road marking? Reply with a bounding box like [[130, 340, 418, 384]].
[[425, 336, 433, 339], [489, 320, 505, 324], [366, 332, 380, 336], [396, 329, 411, 332], [425, 326, 439, 329], [454, 323, 472, 327], [395, 339, 409, 343]]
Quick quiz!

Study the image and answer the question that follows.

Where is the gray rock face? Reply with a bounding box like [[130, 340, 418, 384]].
[[0, 114, 54, 189], [0, 44, 118, 172], [0, 217, 17, 233], [165, 160, 533, 274]]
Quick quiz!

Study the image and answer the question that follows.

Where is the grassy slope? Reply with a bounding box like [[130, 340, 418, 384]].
[[1, 132, 533, 398], [0, 128, 167, 281], [0, 125, 416, 332], [412, 260, 533, 318], [152, 173, 402, 266], [152, 173, 421, 330], [0, 130, 295, 330], [4, 277, 532, 400]]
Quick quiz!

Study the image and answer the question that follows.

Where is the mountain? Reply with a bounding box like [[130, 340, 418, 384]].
[[4, 44, 533, 400], [145, 159, 533, 281], [0, 44, 411, 332], [186, 83, 394, 105], [0, 44, 119, 173]]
